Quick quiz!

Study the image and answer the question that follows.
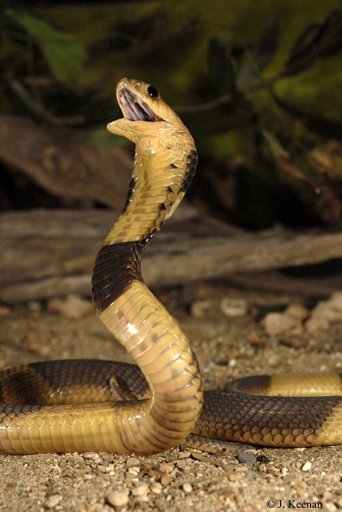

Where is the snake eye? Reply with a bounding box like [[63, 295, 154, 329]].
[[147, 85, 159, 98]]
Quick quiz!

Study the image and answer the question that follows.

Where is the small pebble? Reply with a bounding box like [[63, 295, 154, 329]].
[[263, 311, 303, 336], [126, 466, 140, 476], [190, 299, 212, 318], [132, 482, 149, 497], [220, 297, 248, 317], [150, 482, 162, 494], [126, 457, 140, 468], [178, 451, 191, 459], [182, 483, 193, 494], [160, 474, 172, 486], [106, 489, 129, 508], [301, 461, 312, 472], [47, 294, 93, 319], [285, 303, 309, 320], [237, 452, 257, 464], [306, 291, 342, 333], [45, 494, 63, 509], [159, 462, 173, 474], [82, 452, 98, 459]]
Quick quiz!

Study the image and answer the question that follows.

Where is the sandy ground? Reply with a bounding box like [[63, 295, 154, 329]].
[[0, 283, 341, 512]]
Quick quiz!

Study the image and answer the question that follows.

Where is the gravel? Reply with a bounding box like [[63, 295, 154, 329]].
[[0, 287, 341, 512]]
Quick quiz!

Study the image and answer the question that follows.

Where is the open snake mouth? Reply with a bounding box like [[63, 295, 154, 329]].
[[118, 87, 162, 122]]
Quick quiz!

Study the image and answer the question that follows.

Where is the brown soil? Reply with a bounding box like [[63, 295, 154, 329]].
[[0, 284, 341, 512]]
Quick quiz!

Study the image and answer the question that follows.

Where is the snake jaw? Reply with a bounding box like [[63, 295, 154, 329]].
[[117, 87, 162, 122]]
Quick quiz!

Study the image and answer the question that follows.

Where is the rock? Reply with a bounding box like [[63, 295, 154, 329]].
[[126, 457, 140, 468], [220, 297, 248, 318], [237, 452, 257, 464], [150, 482, 162, 494], [285, 303, 309, 320], [190, 299, 212, 318], [132, 482, 149, 498], [306, 291, 342, 332], [182, 483, 193, 493], [160, 474, 172, 486], [45, 495, 63, 509], [47, 294, 93, 319], [263, 311, 303, 336], [301, 461, 312, 472], [82, 452, 98, 459], [126, 466, 140, 477], [106, 489, 129, 508]]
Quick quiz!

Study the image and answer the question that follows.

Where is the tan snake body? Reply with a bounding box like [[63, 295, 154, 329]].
[[0, 78, 341, 454]]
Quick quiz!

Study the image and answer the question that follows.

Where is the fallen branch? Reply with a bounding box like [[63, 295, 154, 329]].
[[1, 209, 341, 303], [0, 114, 132, 208]]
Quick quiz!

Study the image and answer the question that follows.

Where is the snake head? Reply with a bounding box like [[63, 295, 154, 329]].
[[107, 78, 185, 142]]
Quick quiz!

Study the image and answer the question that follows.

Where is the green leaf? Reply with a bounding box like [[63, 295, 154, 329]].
[[285, 9, 342, 75], [7, 9, 87, 82]]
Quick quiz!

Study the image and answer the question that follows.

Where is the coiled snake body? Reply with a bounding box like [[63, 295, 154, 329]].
[[0, 78, 341, 454]]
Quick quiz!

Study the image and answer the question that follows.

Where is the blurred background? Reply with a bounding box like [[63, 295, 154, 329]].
[[1, 1, 342, 305], [1, 0, 341, 227]]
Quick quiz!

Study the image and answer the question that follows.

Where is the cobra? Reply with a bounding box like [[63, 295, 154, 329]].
[[0, 78, 341, 454]]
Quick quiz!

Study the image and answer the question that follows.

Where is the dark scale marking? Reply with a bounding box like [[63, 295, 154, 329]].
[[122, 176, 137, 212], [180, 149, 198, 193], [143, 227, 158, 245], [198, 391, 340, 440], [226, 375, 272, 394], [0, 360, 148, 406], [92, 242, 143, 311]]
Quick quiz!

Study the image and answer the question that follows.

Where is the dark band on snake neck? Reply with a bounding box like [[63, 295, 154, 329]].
[[92, 242, 142, 311]]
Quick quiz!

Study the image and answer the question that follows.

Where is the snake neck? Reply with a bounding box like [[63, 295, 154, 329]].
[[92, 129, 197, 312], [105, 132, 197, 246]]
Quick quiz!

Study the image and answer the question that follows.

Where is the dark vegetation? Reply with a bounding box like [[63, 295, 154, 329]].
[[0, 1, 341, 229]]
